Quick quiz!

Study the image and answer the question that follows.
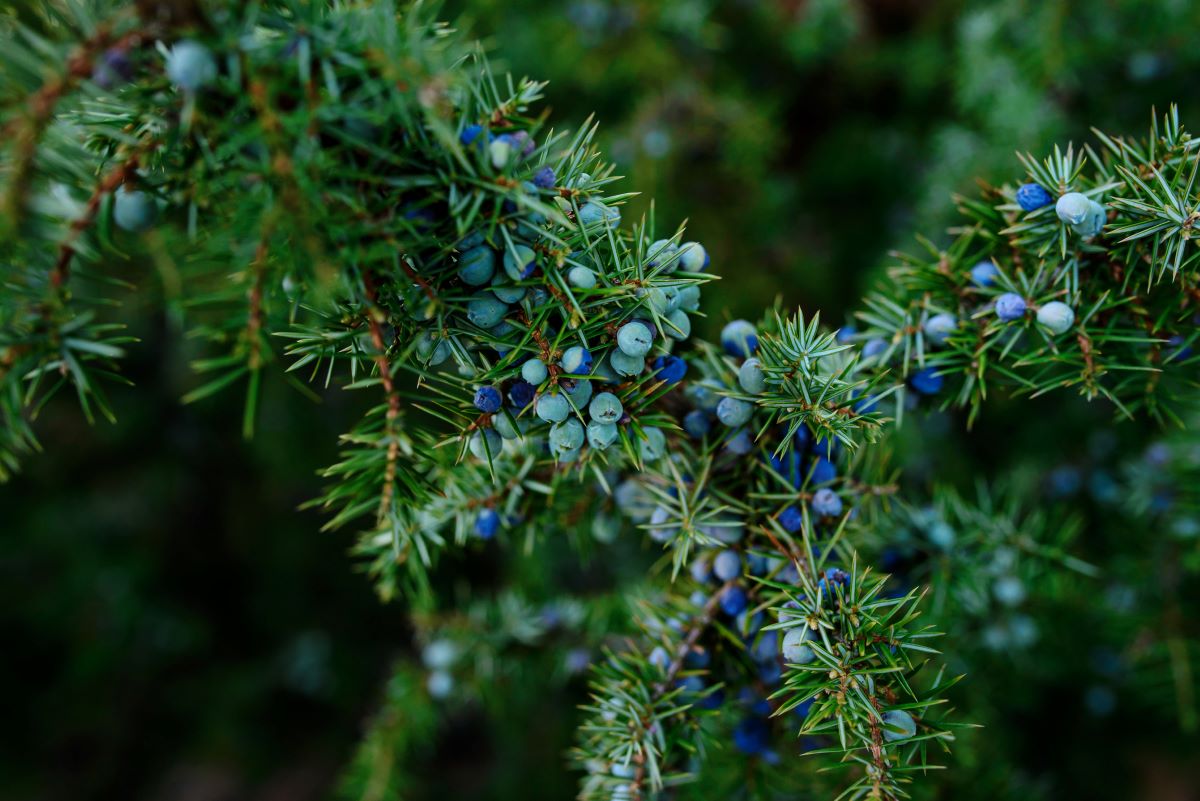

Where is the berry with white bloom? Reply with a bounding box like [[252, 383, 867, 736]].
[[1037, 301, 1075, 334]]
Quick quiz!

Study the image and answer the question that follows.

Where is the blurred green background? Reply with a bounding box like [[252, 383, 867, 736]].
[[4, 1, 1200, 799]]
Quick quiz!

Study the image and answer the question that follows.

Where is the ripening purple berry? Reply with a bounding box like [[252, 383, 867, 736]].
[[910, 367, 943, 395], [719, 585, 748, 616], [473, 386, 503, 413], [995, 292, 1027, 322], [532, 165, 556, 188], [560, 346, 593, 374], [732, 717, 770, 755], [779, 505, 803, 533], [652, 355, 687, 383], [475, 508, 500, 539], [507, 380, 535, 408], [721, 320, 758, 358], [92, 48, 133, 89], [1015, 183, 1054, 211]]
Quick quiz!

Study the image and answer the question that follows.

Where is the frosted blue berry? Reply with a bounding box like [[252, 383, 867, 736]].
[[535, 392, 570, 423], [458, 246, 495, 286], [1037, 301, 1075, 335], [1074, 199, 1106, 237], [725, 429, 754, 455], [166, 40, 217, 92], [664, 309, 691, 341], [721, 320, 759, 357], [713, 550, 742, 581], [467, 296, 508, 328], [993, 575, 1026, 606], [564, 378, 593, 409], [474, 386, 502, 413], [881, 710, 916, 742], [568, 266, 596, 289], [862, 338, 887, 359], [676, 285, 702, 312], [781, 627, 815, 664], [550, 418, 585, 455], [683, 410, 711, 439], [910, 367, 943, 395], [507, 380, 535, 408], [475, 508, 500, 539], [1016, 183, 1054, 211], [648, 505, 677, 543], [610, 349, 645, 377], [638, 427, 667, 461], [1055, 192, 1090, 225], [112, 187, 157, 232], [647, 239, 678, 269], [970, 259, 999, 287], [678, 242, 707, 272], [719, 585, 748, 616], [493, 414, 521, 440], [469, 429, 502, 460], [532, 165, 556, 188], [503, 244, 537, 280], [589, 392, 623, 423], [738, 358, 766, 394], [716, 397, 753, 427], [416, 332, 450, 366], [578, 201, 619, 228], [560, 346, 593, 374], [690, 555, 711, 583], [811, 488, 843, 517], [779, 505, 803, 532], [490, 274, 525, 304], [522, 358, 548, 385], [649, 646, 670, 672], [587, 420, 619, 450], [836, 325, 856, 344], [924, 313, 957, 346], [617, 321, 654, 357], [423, 640, 457, 670], [427, 670, 454, 698], [460, 124, 484, 145], [489, 136, 514, 169], [995, 292, 1027, 322]]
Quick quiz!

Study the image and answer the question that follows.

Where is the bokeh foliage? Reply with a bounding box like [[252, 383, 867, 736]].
[[2, 2, 1199, 800]]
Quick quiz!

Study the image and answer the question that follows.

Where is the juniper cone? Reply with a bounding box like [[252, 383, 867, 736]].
[[2, 2, 1199, 801]]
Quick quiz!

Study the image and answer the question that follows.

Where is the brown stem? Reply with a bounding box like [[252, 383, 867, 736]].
[[362, 270, 402, 521]]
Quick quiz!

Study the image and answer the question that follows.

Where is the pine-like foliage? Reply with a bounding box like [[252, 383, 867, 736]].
[[2, 2, 1198, 800]]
